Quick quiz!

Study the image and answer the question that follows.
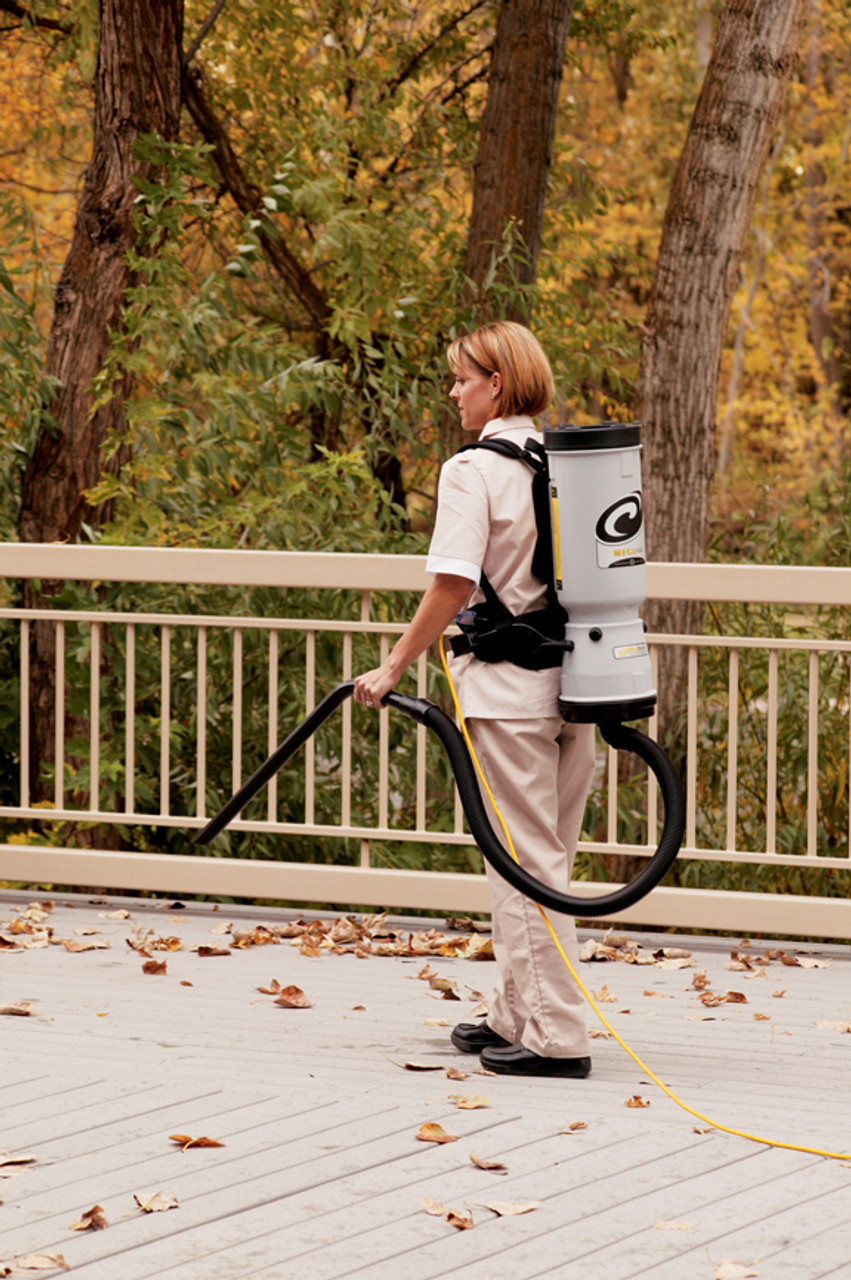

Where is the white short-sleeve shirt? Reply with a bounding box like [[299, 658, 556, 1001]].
[[426, 414, 561, 719]]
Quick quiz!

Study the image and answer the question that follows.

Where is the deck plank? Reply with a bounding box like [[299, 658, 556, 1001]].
[[1, 890, 850, 1279]]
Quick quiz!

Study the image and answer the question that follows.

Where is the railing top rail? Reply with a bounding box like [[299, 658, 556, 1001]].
[[2, 544, 851, 606]]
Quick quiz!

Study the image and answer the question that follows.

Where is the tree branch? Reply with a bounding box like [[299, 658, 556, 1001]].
[[184, 0, 227, 66], [0, 0, 74, 34], [181, 64, 332, 331]]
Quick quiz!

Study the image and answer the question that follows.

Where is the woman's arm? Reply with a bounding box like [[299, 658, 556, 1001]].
[[353, 573, 473, 707]]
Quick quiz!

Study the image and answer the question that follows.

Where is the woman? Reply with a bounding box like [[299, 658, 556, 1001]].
[[354, 321, 595, 1078]]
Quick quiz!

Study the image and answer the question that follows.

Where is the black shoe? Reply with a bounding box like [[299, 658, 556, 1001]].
[[450, 1021, 511, 1054], [479, 1043, 592, 1077]]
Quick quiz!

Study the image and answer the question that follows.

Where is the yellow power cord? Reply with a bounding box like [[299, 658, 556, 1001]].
[[439, 636, 850, 1162]]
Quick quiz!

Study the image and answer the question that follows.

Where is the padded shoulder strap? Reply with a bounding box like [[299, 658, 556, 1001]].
[[454, 436, 556, 603]]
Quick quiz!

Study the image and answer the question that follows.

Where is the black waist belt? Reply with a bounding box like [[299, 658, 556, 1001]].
[[450, 602, 568, 671]]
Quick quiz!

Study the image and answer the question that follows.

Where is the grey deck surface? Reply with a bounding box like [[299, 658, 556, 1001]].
[[1, 889, 850, 1279]]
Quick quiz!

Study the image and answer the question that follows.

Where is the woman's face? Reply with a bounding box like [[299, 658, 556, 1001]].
[[449, 353, 501, 434]]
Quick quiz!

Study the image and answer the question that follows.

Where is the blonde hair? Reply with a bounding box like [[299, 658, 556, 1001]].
[[447, 321, 554, 418]]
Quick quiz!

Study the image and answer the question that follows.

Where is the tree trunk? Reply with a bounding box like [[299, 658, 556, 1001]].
[[440, 0, 575, 457], [17, 0, 183, 805], [635, 0, 807, 749]]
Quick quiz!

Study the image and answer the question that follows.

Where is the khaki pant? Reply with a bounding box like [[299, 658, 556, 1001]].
[[466, 716, 596, 1058]]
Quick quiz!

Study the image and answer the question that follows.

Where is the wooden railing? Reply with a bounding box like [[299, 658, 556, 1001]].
[[2, 545, 850, 937]]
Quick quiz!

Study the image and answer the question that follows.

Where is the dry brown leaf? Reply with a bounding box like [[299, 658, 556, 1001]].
[[404, 1062, 444, 1072], [180, 980, 193, 987], [132, 1191, 179, 1213], [273, 984, 312, 1008], [693, 1126, 712, 1134], [753, 1013, 771, 1021], [653, 947, 692, 960], [691, 969, 711, 990], [712, 1261, 758, 1280], [69, 1203, 108, 1231], [99, 909, 130, 919], [485, 1200, 539, 1216], [450, 1094, 489, 1109], [772, 989, 786, 998], [422, 1197, 474, 1229], [424, 1018, 450, 1027], [257, 979, 281, 994], [56, 936, 110, 952], [141, 959, 167, 976], [559, 1122, 587, 1133], [656, 957, 693, 970], [446, 1066, 469, 1081], [195, 945, 231, 957], [0, 1153, 37, 1175], [417, 963, 436, 980], [625, 1095, 650, 1108], [469, 1151, 507, 1173], [798, 957, 831, 969], [697, 992, 727, 1007], [725, 991, 748, 1003], [11, 1254, 70, 1271], [0, 1002, 33, 1017], [415, 1122, 457, 1144], [592, 985, 617, 1003], [169, 1134, 225, 1151], [643, 990, 674, 998]]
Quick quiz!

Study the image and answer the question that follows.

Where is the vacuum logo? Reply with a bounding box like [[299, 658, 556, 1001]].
[[596, 492, 643, 544]]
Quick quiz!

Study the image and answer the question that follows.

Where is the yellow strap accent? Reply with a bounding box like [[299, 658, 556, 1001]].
[[438, 635, 851, 1162]]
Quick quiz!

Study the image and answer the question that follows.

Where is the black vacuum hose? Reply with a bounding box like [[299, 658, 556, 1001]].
[[194, 680, 685, 918]]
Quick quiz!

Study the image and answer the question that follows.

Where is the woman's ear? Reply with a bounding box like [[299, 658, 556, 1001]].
[[491, 373, 502, 400]]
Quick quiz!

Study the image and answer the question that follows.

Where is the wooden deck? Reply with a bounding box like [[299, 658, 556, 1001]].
[[1, 888, 850, 1279]]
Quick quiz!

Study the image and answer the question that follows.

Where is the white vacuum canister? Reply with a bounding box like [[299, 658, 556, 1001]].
[[543, 422, 657, 724]]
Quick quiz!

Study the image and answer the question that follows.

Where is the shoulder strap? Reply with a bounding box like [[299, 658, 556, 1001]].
[[454, 436, 556, 605]]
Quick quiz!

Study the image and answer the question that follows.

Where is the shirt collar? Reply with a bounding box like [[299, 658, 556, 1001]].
[[479, 414, 535, 440]]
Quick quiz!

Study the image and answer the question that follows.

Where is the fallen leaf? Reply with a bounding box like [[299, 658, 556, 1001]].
[[195, 946, 231, 957], [142, 959, 167, 976], [625, 1095, 650, 1108], [772, 989, 786, 998], [656, 957, 693, 970], [55, 937, 111, 952], [753, 1013, 771, 1021], [11, 1255, 70, 1271], [588, 1029, 613, 1039], [592, 985, 617, 1002], [693, 1126, 712, 1134], [712, 1261, 758, 1279], [798, 957, 831, 969], [99, 909, 130, 919], [691, 969, 711, 990], [450, 1095, 489, 1109], [446, 1066, 469, 1080], [132, 1191, 179, 1213], [257, 979, 281, 994], [168, 1134, 225, 1151], [422, 1197, 474, 1229], [69, 1203, 108, 1230], [654, 1219, 694, 1231], [725, 991, 748, 1003], [470, 1151, 507, 1173], [180, 981, 193, 987], [352, 1004, 365, 1011], [416, 1123, 457, 1144], [559, 1122, 587, 1133], [815, 1020, 851, 1033], [653, 947, 692, 960], [643, 990, 674, 998], [0, 1002, 33, 1017], [404, 1062, 444, 1072], [273, 985, 312, 1008], [424, 1018, 450, 1027], [485, 1200, 539, 1216], [698, 992, 727, 1007], [0, 1153, 37, 1175]]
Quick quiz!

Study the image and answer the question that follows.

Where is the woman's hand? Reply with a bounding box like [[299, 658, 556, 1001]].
[[353, 665, 397, 709]]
